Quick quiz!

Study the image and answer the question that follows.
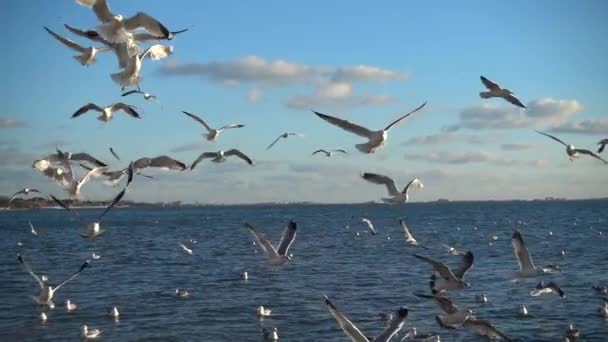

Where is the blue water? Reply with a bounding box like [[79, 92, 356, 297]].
[[1, 200, 607, 341]]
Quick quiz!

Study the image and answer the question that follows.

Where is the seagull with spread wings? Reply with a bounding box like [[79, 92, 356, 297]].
[[181, 111, 245, 142], [244, 221, 297, 266], [512, 229, 560, 278], [463, 317, 512, 341], [44, 26, 111, 66], [414, 251, 474, 293], [312, 149, 348, 157], [132, 156, 187, 172], [313, 102, 426, 154], [360, 172, 424, 204], [72, 102, 140, 122], [359, 217, 377, 236], [536, 131, 607, 164], [400, 218, 425, 248], [414, 291, 473, 329], [7, 188, 42, 206], [479, 76, 526, 108], [530, 281, 565, 298], [266, 132, 303, 150], [190, 149, 254, 170]]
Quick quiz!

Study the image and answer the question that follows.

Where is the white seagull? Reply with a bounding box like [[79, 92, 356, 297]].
[[257, 305, 272, 318], [145, 44, 174, 60], [110, 46, 155, 90], [479, 75, 526, 108], [414, 251, 474, 293], [263, 327, 279, 341], [313, 102, 427, 154], [17, 253, 89, 308], [598, 138, 608, 153], [81, 325, 102, 339], [415, 291, 474, 329], [324, 295, 409, 342], [530, 281, 565, 298], [312, 149, 348, 157], [190, 149, 254, 170], [122, 89, 159, 102], [536, 131, 607, 164], [29, 221, 38, 236], [65, 299, 77, 312], [512, 229, 560, 278], [245, 220, 297, 266], [266, 132, 303, 150], [44, 26, 111, 66], [361, 172, 424, 204], [519, 304, 528, 317], [40, 312, 48, 322], [108, 306, 120, 318], [8, 188, 42, 205], [400, 218, 423, 247], [359, 217, 377, 235], [72, 102, 140, 122], [179, 242, 193, 255], [181, 111, 245, 142], [175, 288, 192, 298], [91, 253, 101, 260]]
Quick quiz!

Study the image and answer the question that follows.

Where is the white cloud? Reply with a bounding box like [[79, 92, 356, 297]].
[[549, 118, 608, 135], [501, 143, 534, 151], [286, 81, 394, 110], [0, 118, 27, 128], [404, 132, 487, 145], [331, 65, 409, 83], [403, 150, 546, 167]]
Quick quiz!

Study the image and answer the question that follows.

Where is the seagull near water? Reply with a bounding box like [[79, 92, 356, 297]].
[[245, 220, 297, 266], [65, 299, 77, 312], [414, 287, 474, 328], [190, 149, 254, 170], [359, 217, 377, 235], [361, 172, 424, 204], [312, 149, 348, 157], [400, 218, 424, 247], [266, 132, 304, 150], [324, 295, 408, 342], [530, 281, 565, 298], [463, 317, 512, 341], [44, 26, 111, 66], [257, 305, 272, 318], [72, 102, 141, 122], [181, 111, 245, 142], [313, 102, 427, 154], [179, 242, 193, 255], [8, 188, 42, 206], [536, 131, 607, 164], [17, 253, 89, 309], [414, 251, 474, 293], [29, 221, 38, 236], [512, 229, 560, 278], [81, 325, 102, 339], [479, 75, 526, 108]]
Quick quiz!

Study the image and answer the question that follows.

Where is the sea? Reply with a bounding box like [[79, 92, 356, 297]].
[[0, 200, 607, 341]]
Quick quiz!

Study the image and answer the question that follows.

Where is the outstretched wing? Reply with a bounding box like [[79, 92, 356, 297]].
[[244, 223, 279, 258], [512, 230, 536, 272], [44, 26, 86, 52], [312, 149, 329, 156], [414, 254, 458, 282], [384, 102, 427, 131], [575, 149, 608, 164], [17, 254, 45, 289], [121, 90, 144, 97], [54, 260, 90, 291], [149, 156, 187, 171], [71, 153, 107, 168], [399, 218, 415, 240], [190, 152, 218, 170], [96, 188, 126, 223], [181, 111, 212, 132], [360, 172, 400, 197], [313, 111, 374, 138], [123, 12, 170, 38], [218, 124, 245, 131], [480, 76, 501, 92], [453, 251, 474, 278], [276, 221, 297, 256], [324, 296, 370, 342], [110, 103, 141, 118], [402, 178, 423, 194], [505, 94, 526, 108], [109, 147, 120, 161], [535, 131, 568, 147], [375, 307, 408, 342], [266, 135, 284, 150], [224, 149, 254, 165], [72, 103, 104, 118]]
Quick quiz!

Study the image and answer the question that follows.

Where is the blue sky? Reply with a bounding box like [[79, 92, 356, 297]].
[[1, 0, 607, 203]]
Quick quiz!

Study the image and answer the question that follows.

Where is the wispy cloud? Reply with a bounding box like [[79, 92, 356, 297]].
[[404, 132, 488, 145], [286, 81, 394, 110], [548, 118, 608, 135], [404, 150, 546, 167], [501, 143, 534, 151], [169, 142, 205, 153], [0, 118, 27, 128]]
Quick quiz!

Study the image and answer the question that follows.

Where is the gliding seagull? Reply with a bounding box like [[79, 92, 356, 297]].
[[414, 291, 473, 329], [312, 149, 348, 157], [463, 317, 512, 341], [132, 156, 187, 172], [361, 172, 424, 204], [530, 281, 565, 298], [181, 111, 245, 142], [479, 75, 526, 108], [512, 229, 560, 278], [313, 102, 426, 154], [190, 149, 254, 170], [359, 217, 377, 236], [414, 251, 474, 293], [44, 26, 111, 66], [244, 221, 297, 266], [8, 188, 42, 205], [72, 102, 140, 122], [536, 131, 607, 164], [266, 132, 303, 150], [400, 218, 424, 247]]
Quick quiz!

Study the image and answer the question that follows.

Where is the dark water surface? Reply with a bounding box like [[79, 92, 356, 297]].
[[1, 200, 607, 341]]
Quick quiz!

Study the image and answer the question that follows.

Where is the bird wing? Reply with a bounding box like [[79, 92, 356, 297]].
[[402, 178, 423, 195], [218, 124, 245, 131], [463, 318, 512, 342], [54, 260, 90, 292], [122, 12, 170, 38], [312, 149, 330, 156], [44, 27, 86, 52], [121, 90, 144, 97], [88, 0, 115, 22], [266, 135, 284, 150], [244, 223, 280, 258], [132, 32, 162, 42], [72, 103, 104, 118], [144, 44, 173, 60], [324, 296, 370, 342], [512, 230, 536, 272], [181, 111, 213, 132], [575, 149, 608, 164], [361, 218, 376, 235], [453, 251, 474, 278], [434, 294, 460, 314], [96, 188, 126, 223], [111, 42, 132, 68], [414, 254, 458, 281], [374, 307, 408, 342], [505, 94, 526, 108], [547, 281, 565, 297], [190, 152, 218, 170], [480, 76, 501, 92], [333, 149, 348, 154], [224, 149, 254, 165], [535, 131, 568, 147], [109, 147, 120, 161], [313, 111, 374, 138], [111, 103, 141, 118], [383, 102, 427, 131], [276, 221, 297, 256], [17, 254, 45, 289], [360, 172, 400, 197], [70, 153, 107, 168], [132, 157, 151, 170], [8, 189, 27, 203], [399, 218, 415, 241], [63, 24, 107, 44], [149, 156, 187, 171]]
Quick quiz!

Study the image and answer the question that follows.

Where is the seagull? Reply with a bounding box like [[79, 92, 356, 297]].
[[313, 102, 426, 154], [360, 217, 377, 235], [122, 89, 159, 102], [257, 305, 272, 318], [536, 131, 607, 164], [324, 295, 408, 342], [48, 150, 107, 168], [44, 26, 111, 66], [262, 327, 279, 341], [72, 102, 140, 122], [439, 243, 467, 256], [241, 271, 248, 281], [108, 306, 120, 318], [360, 173, 424, 204], [463, 317, 512, 341], [91, 253, 101, 260], [312, 149, 348, 157], [519, 304, 528, 317], [110, 46, 155, 90], [29, 222, 38, 236], [563, 324, 580, 342], [530, 281, 565, 298], [180, 111, 245, 142], [81, 325, 102, 339], [476, 294, 488, 304], [244, 220, 297, 266], [40, 312, 48, 322], [400, 218, 424, 247], [179, 242, 193, 255], [32, 160, 72, 188], [8, 188, 42, 205], [109, 147, 120, 161], [598, 297, 608, 317], [598, 138, 608, 153], [175, 288, 191, 298], [266, 132, 303, 150], [512, 229, 559, 278], [414, 291, 473, 329], [132, 155, 187, 172], [17, 253, 89, 308], [144, 44, 174, 60], [479, 76, 526, 108], [190, 149, 254, 170], [80, 163, 147, 187], [65, 299, 77, 312], [414, 251, 474, 293], [402, 328, 440, 341]]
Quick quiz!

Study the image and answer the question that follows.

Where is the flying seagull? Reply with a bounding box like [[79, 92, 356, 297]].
[[324, 295, 408, 342], [414, 251, 474, 293], [479, 76, 526, 108], [132, 156, 187, 172], [7, 188, 42, 205], [190, 149, 254, 170], [17, 253, 89, 308], [530, 281, 565, 298], [109, 147, 120, 161], [359, 217, 377, 235], [536, 131, 607, 164], [244, 220, 297, 266], [179, 242, 193, 255], [40, 155, 106, 198], [598, 138, 608, 153], [512, 229, 560, 278], [463, 317, 512, 341], [400, 218, 425, 248], [48, 150, 107, 168], [313, 102, 426, 154], [122, 89, 158, 102], [181, 111, 245, 142], [72, 102, 140, 122], [80, 162, 149, 187], [361, 172, 424, 204], [29, 221, 38, 236], [110, 45, 156, 90], [312, 149, 348, 157], [416, 290, 474, 329], [44, 26, 111, 66], [266, 132, 303, 150]]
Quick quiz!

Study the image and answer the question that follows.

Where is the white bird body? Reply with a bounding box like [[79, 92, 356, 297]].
[[245, 221, 297, 266], [109, 306, 120, 318], [263, 327, 279, 341], [66, 299, 77, 312], [179, 242, 193, 255], [400, 219, 418, 245], [81, 325, 102, 339], [536, 131, 607, 164], [257, 305, 272, 317], [479, 76, 526, 108], [84, 222, 104, 239], [360, 217, 377, 235], [40, 312, 48, 322], [91, 253, 101, 260], [519, 304, 528, 316], [190, 149, 254, 170]]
